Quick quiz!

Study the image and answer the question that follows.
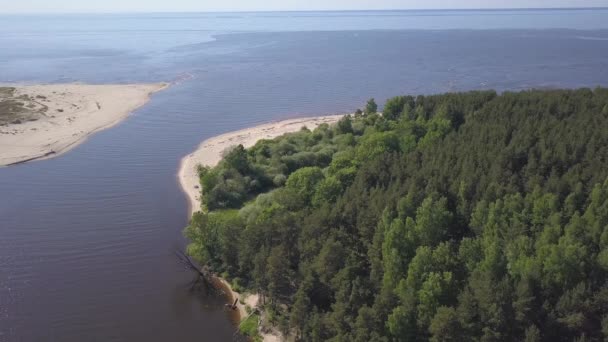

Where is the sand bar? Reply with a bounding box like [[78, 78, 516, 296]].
[[0, 83, 167, 166]]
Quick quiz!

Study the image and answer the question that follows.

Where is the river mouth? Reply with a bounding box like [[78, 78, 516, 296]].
[[2, 12, 608, 342]]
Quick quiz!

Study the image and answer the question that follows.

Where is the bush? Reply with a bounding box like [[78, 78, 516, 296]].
[[312, 176, 343, 206], [273, 174, 287, 187], [285, 167, 324, 203], [239, 313, 260, 338]]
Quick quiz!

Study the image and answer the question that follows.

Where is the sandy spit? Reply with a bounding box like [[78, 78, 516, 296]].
[[177, 114, 345, 341], [0, 83, 167, 166]]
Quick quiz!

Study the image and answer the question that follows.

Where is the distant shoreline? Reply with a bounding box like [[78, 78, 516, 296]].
[[0, 83, 168, 167]]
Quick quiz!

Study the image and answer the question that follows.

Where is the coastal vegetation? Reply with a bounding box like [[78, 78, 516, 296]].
[[0, 87, 46, 125], [240, 313, 261, 341], [185, 88, 608, 341]]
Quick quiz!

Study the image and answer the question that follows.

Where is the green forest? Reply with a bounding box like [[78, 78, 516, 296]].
[[185, 88, 608, 341]]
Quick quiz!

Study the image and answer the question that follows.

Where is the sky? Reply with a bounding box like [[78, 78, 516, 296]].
[[1, 0, 607, 13]]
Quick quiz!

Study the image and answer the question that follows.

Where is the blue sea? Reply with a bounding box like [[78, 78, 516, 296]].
[[1, 9, 608, 342]]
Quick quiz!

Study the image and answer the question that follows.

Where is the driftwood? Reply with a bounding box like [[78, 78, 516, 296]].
[[174, 250, 212, 291], [175, 249, 251, 340], [225, 297, 238, 310]]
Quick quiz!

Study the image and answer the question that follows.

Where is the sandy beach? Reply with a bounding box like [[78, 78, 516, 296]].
[[0, 83, 167, 166], [177, 114, 344, 341]]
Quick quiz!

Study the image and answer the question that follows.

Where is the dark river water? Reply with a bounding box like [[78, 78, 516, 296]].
[[1, 9, 608, 342]]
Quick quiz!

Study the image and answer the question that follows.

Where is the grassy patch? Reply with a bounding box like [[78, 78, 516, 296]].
[[239, 313, 260, 339], [208, 209, 240, 219], [230, 277, 244, 293]]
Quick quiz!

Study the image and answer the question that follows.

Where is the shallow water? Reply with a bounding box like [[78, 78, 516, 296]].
[[1, 9, 608, 342]]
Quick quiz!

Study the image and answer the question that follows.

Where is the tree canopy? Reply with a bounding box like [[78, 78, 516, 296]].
[[186, 88, 608, 341]]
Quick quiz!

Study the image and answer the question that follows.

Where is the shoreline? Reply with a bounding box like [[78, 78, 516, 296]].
[[0, 83, 168, 167], [177, 114, 345, 341]]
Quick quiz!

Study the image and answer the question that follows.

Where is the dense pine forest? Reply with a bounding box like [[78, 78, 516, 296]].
[[185, 88, 608, 341]]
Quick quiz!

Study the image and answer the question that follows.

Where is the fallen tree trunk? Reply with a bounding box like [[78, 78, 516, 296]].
[[175, 250, 212, 291]]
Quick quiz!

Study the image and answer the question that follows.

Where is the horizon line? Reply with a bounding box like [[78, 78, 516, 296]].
[[1, 6, 607, 15]]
